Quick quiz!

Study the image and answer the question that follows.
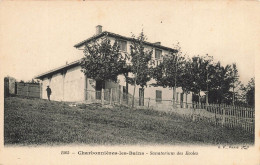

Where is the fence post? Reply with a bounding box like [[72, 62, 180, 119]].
[[110, 88, 112, 105], [27, 84, 29, 97], [222, 107, 226, 127], [119, 89, 122, 105], [148, 97, 150, 108], [101, 88, 104, 106]]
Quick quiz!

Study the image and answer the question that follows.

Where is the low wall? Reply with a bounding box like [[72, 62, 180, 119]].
[[16, 82, 41, 98]]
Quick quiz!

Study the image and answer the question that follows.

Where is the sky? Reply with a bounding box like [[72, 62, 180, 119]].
[[0, 1, 259, 85]]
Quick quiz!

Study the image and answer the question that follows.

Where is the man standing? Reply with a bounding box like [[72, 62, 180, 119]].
[[46, 86, 52, 101]]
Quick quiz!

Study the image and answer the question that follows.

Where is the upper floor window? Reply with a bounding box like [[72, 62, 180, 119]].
[[155, 49, 162, 59], [118, 40, 127, 52]]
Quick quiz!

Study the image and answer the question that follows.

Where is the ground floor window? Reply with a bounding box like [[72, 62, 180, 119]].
[[156, 90, 162, 102]]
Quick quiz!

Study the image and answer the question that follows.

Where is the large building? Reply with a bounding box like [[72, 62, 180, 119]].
[[35, 25, 192, 106]]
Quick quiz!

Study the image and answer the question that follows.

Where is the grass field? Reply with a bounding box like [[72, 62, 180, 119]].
[[4, 97, 254, 146]]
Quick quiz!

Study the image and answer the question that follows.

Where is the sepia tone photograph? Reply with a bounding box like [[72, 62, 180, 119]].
[[0, 1, 259, 165]]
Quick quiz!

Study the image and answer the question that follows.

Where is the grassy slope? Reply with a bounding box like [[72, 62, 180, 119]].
[[4, 97, 254, 146]]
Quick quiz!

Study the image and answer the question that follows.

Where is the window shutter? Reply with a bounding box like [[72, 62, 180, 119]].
[[155, 49, 162, 59], [119, 40, 127, 51], [156, 90, 162, 102]]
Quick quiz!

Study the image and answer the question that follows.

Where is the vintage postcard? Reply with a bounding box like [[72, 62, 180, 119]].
[[0, 1, 259, 164]]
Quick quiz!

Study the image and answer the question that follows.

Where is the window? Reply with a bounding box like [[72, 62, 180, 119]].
[[155, 49, 162, 59], [118, 40, 127, 52], [156, 60, 162, 66], [156, 90, 162, 102]]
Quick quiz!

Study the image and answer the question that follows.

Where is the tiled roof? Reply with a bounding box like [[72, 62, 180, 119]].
[[35, 31, 177, 79], [74, 31, 178, 53], [34, 59, 81, 79]]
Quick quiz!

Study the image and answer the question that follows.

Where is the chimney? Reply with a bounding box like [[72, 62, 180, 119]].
[[154, 42, 161, 45], [96, 25, 102, 35]]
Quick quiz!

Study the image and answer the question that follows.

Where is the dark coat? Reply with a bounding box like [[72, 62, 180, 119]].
[[46, 87, 52, 95]]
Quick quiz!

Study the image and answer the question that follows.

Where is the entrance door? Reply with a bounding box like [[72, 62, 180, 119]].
[[96, 80, 103, 100], [180, 93, 184, 108], [139, 88, 144, 106]]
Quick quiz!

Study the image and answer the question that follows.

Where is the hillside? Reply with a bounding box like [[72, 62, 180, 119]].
[[4, 97, 254, 145]]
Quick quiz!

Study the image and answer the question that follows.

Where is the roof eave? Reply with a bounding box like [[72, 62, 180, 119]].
[[74, 31, 178, 53], [34, 59, 82, 79], [74, 32, 108, 48]]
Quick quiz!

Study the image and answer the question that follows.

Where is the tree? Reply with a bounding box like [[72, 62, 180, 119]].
[[201, 61, 242, 105], [205, 62, 228, 104], [185, 54, 214, 104], [80, 36, 128, 89], [26, 79, 40, 84], [245, 77, 255, 107], [229, 63, 240, 105], [152, 42, 185, 106], [127, 31, 153, 108], [235, 83, 248, 106], [236, 78, 254, 107]]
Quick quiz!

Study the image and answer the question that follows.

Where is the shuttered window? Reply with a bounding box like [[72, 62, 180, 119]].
[[156, 90, 162, 102], [118, 40, 127, 51], [155, 49, 162, 59]]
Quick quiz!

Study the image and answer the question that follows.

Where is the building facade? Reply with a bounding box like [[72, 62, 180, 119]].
[[35, 25, 192, 105]]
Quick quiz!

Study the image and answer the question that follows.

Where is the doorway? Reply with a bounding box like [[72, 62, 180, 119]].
[[180, 93, 184, 108], [139, 88, 144, 106], [96, 80, 104, 100]]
